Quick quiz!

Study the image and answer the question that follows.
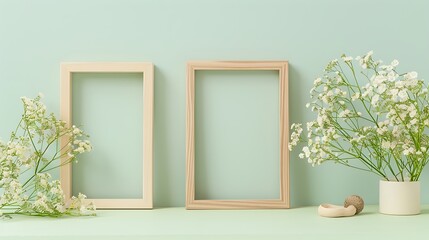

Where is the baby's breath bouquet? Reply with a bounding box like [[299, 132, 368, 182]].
[[289, 51, 429, 181], [0, 94, 94, 218]]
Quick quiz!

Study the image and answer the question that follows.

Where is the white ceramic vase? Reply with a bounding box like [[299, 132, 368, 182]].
[[379, 180, 420, 215]]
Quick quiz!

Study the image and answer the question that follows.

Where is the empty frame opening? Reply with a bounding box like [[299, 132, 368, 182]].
[[71, 72, 144, 199], [194, 70, 280, 200]]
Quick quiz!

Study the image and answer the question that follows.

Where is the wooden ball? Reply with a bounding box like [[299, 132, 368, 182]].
[[344, 195, 364, 215]]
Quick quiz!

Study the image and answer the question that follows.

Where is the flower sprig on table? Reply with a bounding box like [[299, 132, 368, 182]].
[[0, 94, 95, 218], [289, 51, 429, 181]]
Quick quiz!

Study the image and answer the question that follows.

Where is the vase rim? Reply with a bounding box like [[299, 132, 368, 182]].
[[379, 179, 420, 183]]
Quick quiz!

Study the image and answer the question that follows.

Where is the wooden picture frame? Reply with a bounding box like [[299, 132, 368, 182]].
[[60, 62, 153, 209], [186, 61, 289, 209]]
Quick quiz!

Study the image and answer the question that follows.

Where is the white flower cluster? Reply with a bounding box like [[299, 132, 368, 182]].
[[0, 179, 25, 207], [30, 173, 65, 214], [289, 51, 429, 181], [64, 125, 93, 161], [0, 95, 94, 218], [21, 94, 47, 124], [288, 124, 303, 151], [73, 139, 92, 154], [67, 193, 96, 216]]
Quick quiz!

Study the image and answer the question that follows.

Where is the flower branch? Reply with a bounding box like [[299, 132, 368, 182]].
[[289, 51, 428, 181], [0, 94, 95, 218]]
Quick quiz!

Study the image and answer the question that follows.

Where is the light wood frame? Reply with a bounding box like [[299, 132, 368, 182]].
[[60, 62, 154, 209], [186, 61, 289, 209]]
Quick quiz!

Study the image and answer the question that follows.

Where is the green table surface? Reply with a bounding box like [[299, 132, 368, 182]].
[[0, 205, 427, 240]]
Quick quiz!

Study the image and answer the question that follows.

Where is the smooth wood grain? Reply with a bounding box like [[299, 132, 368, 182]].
[[60, 62, 154, 209], [186, 61, 289, 210]]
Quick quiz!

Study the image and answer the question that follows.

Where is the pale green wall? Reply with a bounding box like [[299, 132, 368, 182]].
[[71, 73, 144, 199], [194, 70, 280, 200], [0, 0, 428, 207]]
